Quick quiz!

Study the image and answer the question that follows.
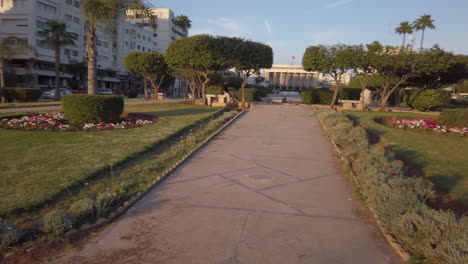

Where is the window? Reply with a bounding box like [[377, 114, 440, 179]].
[[137, 45, 140, 50], [4, 37, 28, 46], [66, 14, 72, 22], [97, 40, 102, 46], [103, 41, 109, 48], [36, 39, 53, 50], [137, 34, 141, 39], [64, 49, 71, 56], [73, 0, 80, 8], [73, 17, 80, 24], [66, 0, 72, 5], [37, 20, 48, 30], [142, 36, 146, 40], [37, 2, 57, 15], [153, 33, 157, 37], [13, 0, 27, 8], [142, 47, 145, 51], [125, 29, 129, 34], [72, 50, 78, 57], [125, 41, 128, 46]]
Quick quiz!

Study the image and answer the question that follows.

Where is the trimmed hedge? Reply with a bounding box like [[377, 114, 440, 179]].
[[0, 88, 42, 102], [339, 88, 361, 100], [316, 109, 468, 263], [62, 95, 124, 125], [438, 108, 468, 127], [232, 88, 259, 102], [408, 89, 451, 111], [206, 86, 223, 95], [301, 89, 334, 105]]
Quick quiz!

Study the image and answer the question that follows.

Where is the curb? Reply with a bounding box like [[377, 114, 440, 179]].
[[315, 110, 410, 262], [66, 109, 246, 237]]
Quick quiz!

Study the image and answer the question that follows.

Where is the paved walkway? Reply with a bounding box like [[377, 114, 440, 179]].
[[0, 99, 189, 113], [52, 104, 399, 264]]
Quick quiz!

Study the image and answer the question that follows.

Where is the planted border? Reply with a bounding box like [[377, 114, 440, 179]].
[[315, 108, 467, 264]]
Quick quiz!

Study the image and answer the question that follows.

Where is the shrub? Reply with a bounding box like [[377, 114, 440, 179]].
[[69, 198, 96, 222], [62, 95, 124, 125], [411, 89, 451, 111], [232, 88, 259, 102], [95, 193, 117, 218], [206, 86, 223, 95], [315, 89, 334, 104], [438, 108, 468, 127], [223, 76, 243, 88], [301, 90, 314, 104], [0, 218, 24, 250], [1, 88, 42, 102], [37, 211, 76, 237], [339, 88, 361, 100], [402, 88, 422, 107]]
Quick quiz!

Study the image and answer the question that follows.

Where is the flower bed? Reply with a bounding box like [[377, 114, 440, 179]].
[[0, 113, 157, 132], [386, 117, 468, 136]]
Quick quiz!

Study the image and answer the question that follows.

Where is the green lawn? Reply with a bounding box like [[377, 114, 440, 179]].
[[0, 101, 61, 109], [0, 103, 222, 216], [347, 111, 468, 204]]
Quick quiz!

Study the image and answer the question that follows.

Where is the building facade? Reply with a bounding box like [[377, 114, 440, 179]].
[[263, 64, 354, 90], [0, 0, 187, 92]]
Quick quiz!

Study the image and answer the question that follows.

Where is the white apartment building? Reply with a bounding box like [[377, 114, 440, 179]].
[[0, 0, 187, 91]]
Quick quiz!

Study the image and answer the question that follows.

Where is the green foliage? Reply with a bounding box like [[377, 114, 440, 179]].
[[2, 88, 42, 102], [316, 109, 467, 263], [455, 79, 468, 93], [411, 89, 451, 111], [438, 108, 468, 127], [0, 218, 24, 250], [232, 88, 259, 102], [223, 76, 243, 88], [206, 86, 223, 95], [68, 198, 96, 222], [302, 89, 334, 105], [301, 90, 314, 104], [339, 88, 361, 100], [37, 211, 75, 237], [62, 94, 124, 125]]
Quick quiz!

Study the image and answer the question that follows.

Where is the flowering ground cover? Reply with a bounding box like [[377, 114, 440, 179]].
[[347, 111, 468, 209], [386, 117, 468, 136], [0, 112, 157, 131], [0, 103, 223, 217]]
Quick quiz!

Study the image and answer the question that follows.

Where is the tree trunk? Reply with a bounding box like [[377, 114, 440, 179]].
[[379, 94, 391, 111], [87, 26, 97, 95], [143, 78, 148, 100], [402, 33, 406, 49], [0, 60, 5, 103], [420, 29, 425, 51], [241, 77, 249, 109], [54, 45, 61, 101], [329, 77, 340, 109]]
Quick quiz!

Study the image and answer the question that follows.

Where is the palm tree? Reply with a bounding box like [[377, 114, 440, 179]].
[[395, 21, 413, 49], [0, 36, 35, 89], [82, 0, 156, 95], [38, 20, 77, 100], [174, 15, 192, 33], [412, 14, 436, 51]]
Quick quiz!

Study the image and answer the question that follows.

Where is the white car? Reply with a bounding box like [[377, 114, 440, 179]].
[[43, 88, 72, 99]]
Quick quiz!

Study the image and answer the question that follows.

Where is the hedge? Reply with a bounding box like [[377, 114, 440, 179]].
[[316, 109, 468, 264], [232, 88, 259, 102], [408, 89, 451, 111], [300, 89, 334, 105], [62, 95, 124, 125], [438, 108, 468, 128], [206, 86, 223, 95], [0, 88, 42, 102], [339, 88, 361, 100]]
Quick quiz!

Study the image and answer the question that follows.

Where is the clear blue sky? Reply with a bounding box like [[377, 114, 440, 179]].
[[150, 0, 468, 64]]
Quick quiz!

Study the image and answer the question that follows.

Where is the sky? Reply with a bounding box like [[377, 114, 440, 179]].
[[149, 0, 468, 64]]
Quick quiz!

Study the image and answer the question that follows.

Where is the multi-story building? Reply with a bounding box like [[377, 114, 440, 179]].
[[0, 1, 187, 92]]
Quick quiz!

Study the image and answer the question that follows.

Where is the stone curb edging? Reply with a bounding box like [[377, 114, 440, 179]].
[[314, 109, 411, 262], [64, 109, 247, 237]]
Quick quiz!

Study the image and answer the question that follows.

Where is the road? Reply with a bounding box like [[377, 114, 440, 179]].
[[51, 104, 399, 264]]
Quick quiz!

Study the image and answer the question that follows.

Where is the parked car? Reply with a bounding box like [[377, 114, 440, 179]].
[[42, 88, 72, 99], [96, 89, 114, 95]]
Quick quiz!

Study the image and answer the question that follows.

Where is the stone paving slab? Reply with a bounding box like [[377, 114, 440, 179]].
[[51, 104, 399, 264]]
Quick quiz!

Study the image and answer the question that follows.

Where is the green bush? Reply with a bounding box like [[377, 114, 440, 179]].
[[37, 211, 76, 237], [206, 86, 223, 95], [339, 88, 361, 100], [223, 76, 243, 88], [232, 88, 259, 102], [438, 108, 468, 127], [2, 88, 42, 102], [315, 89, 334, 104], [69, 198, 96, 222], [411, 89, 451, 111], [62, 95, 124, 125], [403, 88, 422, 107], [0, 218, 24, 250], [301, 90, 314, 104]]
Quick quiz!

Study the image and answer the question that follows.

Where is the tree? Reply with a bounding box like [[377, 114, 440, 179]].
[[82, 0, 156, 95], [302, 44, 359, 108], [38, 20, 77, 100], [412, 14, 435, 51], [234, 40, 273, 108], [124, 52, 168, 100], [166, 35, 232, 104], [395, 21, 413, 49], [174, 15, 192, 33], [0, 36, 35, 89]]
